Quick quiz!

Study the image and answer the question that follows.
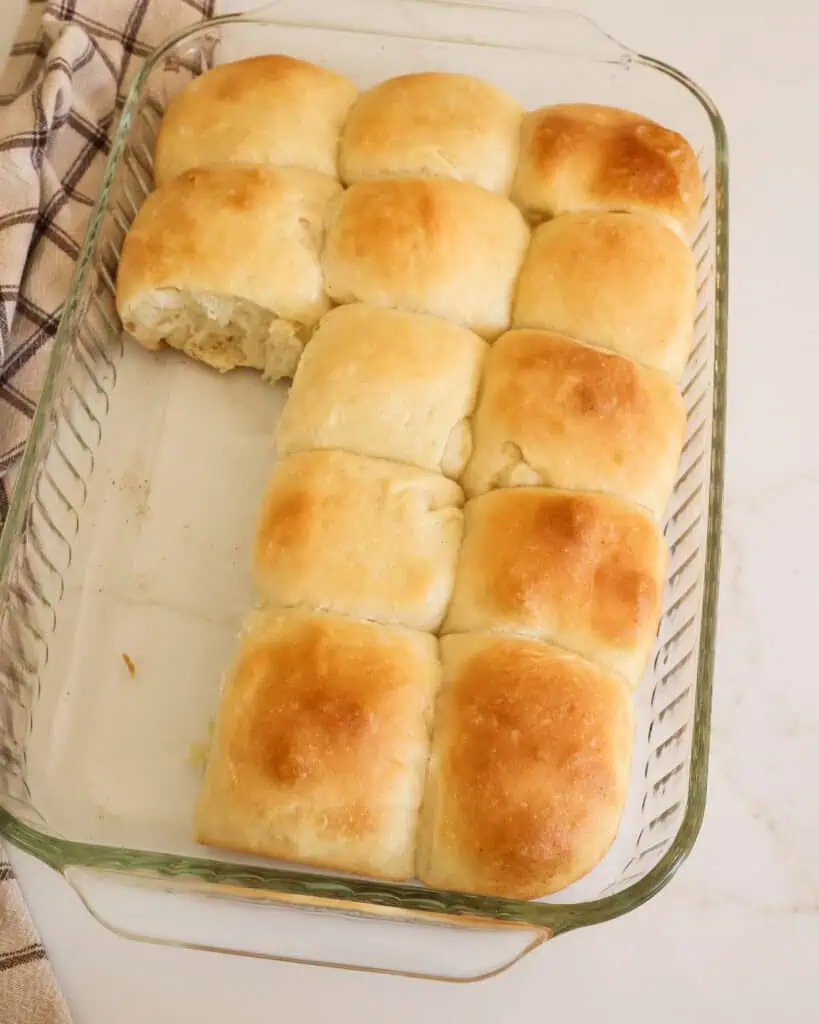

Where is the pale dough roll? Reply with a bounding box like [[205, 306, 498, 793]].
[[321, 177, 530, 340], [153, 55, 358, 184], [512, 211, 697, 380], [418, 633, 634, 899], [276, 304, 488, 477], [196, 609, 441, 880], [461, 328, 686, 518], [115, 165, 341, 379], [253, 450, 464, 632], [339, 72, 522, 193], [512, 103, 703, 240], [442, 488, 667, 687]]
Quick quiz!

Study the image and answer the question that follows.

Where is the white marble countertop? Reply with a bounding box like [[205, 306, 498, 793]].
[[5, 0, 819, 1019]]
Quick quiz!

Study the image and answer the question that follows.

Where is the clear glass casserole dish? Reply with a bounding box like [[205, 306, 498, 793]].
[[0, 0, 728, 981]]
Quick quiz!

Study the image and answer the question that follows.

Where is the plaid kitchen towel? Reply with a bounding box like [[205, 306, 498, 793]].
[[0, 847, 71, 1024], [0, 1, 215, 1020], [0, 0, 214, 503]]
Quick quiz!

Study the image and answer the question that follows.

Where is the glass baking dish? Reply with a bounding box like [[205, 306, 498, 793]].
[[0, 0, 728, 981]]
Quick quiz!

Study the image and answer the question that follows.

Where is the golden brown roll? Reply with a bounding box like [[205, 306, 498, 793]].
[[276, 304, 487, 477], [115, 165, 341, 379], [417, 633, 634, 899], [253, 450, 464, 632], [196, 610, 441, 880], [512, 211, 697, 379], [461, 329, 686, 518], [442, 488, 666, 686], [321, 178, 530, 340], [153, 55, 358, 184], [339, 72, 522, 193], [511, 103, 702, 240]]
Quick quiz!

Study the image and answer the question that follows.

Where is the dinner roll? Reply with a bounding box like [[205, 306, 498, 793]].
[[276, 304, 487, 477], [115, 165, 340, 379], [462, 329, 686, 518], [443, 488, 666, 686], [153, 55, 357, 184], [512, 103, 703, 240], [321, 178, 530, 340], [417, 634, 633, 899], [512, 212, 697, 379], [196, 610, 440, 880], [339, 72, 522, 193], [253, 450, 464, 632]]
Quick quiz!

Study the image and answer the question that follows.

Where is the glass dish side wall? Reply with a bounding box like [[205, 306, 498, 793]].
[[0, 3, 727, 976]]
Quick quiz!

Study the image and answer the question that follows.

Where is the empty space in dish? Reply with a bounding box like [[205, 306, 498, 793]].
[[1, 6, 721, 914], [25, 345, 285, 857]]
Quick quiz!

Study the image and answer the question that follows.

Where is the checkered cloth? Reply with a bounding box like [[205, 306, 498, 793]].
[[0, 854, 71, 1024], [0, 2, 215, 1019]]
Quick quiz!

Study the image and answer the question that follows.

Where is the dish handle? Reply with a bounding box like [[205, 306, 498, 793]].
[[65, 866, 550, 981], [233, 0, 633, 64]]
